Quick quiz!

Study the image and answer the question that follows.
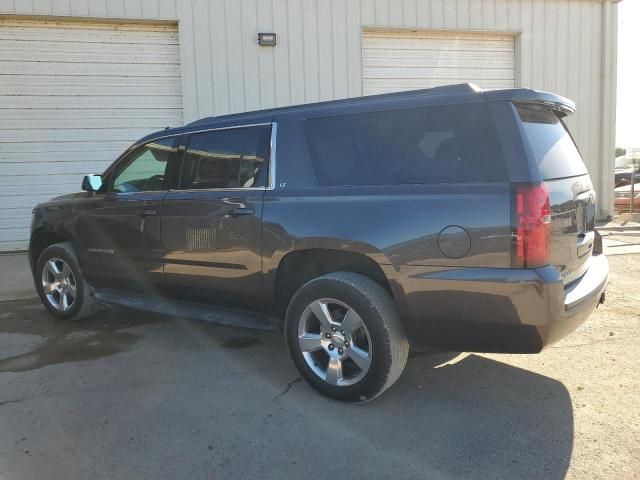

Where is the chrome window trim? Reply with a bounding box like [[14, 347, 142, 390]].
[[168, 187, 268, 193], [182, 122, 272, 136], [136, 132, 183, 144], [268, 122, 277, 190]]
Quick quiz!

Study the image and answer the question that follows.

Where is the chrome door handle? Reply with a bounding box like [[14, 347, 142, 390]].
[[226, 207, 255, 217], [135, 209, 157, 216]]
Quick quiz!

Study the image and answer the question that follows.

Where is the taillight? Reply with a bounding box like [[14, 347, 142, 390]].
[[513, 183, 551, 268]]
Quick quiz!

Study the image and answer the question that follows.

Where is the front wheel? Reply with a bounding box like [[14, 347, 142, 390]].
[[285, 272, 409, 402], [35, 242, 100, 321]]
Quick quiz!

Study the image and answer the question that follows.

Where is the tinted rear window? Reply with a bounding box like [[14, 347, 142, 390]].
[[304, 103, 507, 186], [516, 104, 587, 180]]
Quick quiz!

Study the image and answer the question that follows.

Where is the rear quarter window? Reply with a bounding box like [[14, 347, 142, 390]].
[[516, 104, 588, 180], [304, 103, 507, 186]]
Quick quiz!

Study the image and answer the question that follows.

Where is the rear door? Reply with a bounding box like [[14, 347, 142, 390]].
[[516, 104, 596, 284], [160, 124, 272, 310]]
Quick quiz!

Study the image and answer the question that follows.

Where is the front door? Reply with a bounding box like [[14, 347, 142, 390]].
[[160, 124, 271, 310], [80, 136, 180, 292]]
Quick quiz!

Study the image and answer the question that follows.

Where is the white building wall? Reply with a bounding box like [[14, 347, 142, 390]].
[[0, 0, 619, 217]]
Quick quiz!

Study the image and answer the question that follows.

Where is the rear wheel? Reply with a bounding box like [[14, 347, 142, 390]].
[[35, 242, 99, 321], [285, 272, 409, 402]]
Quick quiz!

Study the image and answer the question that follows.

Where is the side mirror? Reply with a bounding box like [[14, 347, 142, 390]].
[[82, 174, 103, 192]]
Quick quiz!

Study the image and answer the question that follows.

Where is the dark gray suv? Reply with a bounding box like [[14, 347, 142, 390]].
[[30, 84, 609, 402]]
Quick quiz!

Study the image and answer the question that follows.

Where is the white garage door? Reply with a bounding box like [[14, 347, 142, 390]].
[[362, 29, 515, 95], [0, 19, 182, 251]]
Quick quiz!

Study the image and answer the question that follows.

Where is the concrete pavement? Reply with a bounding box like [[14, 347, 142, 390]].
[[0, 299, 576, 480], [0, 253, 35, 302]]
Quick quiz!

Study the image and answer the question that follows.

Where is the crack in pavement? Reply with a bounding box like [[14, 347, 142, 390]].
[[0, 398, 25, 407], [272, 377, 302, 401]]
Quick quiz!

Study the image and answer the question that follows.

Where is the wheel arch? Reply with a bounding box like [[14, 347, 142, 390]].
[[29, 229, 74, 273], [272, 248, 397, 320]]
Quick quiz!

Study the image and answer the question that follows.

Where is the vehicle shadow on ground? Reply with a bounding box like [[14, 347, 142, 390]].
[[234, 332, 574, 480], [380, 351, 573, 478]]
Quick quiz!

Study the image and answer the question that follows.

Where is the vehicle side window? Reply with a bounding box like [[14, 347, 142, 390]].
[[304, 103, 507, 186], [110, 137, 177, 193], [179, 125, 271, 190]]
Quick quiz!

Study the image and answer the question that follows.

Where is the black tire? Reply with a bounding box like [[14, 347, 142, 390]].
[[35, 242, 100, 321], [285, 272, 409, 402]]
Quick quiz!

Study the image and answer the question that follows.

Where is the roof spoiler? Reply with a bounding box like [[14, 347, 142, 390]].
[[483, 88, 576, 117]]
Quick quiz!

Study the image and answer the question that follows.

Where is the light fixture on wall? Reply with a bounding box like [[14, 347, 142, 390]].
[[258, 32, 277, 46]]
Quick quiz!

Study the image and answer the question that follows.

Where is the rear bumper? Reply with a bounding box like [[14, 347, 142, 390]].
[[393, 254, 609, 353]]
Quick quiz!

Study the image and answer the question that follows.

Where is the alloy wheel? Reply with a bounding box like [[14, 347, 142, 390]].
[[41, 257, 77, 312], [297, 298, 373, 386]]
